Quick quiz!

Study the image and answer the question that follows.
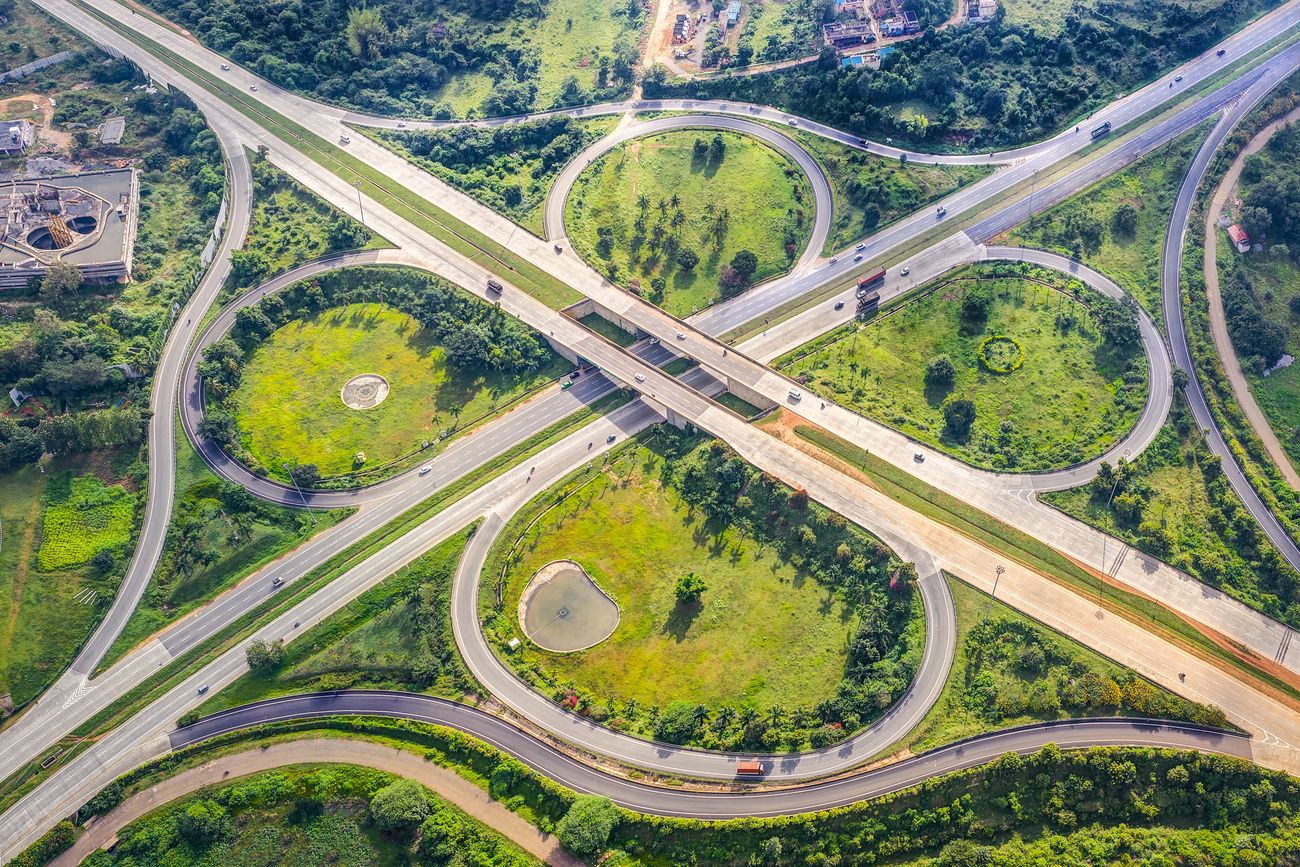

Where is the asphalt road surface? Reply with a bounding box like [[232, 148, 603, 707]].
[[171, 691, 1253, 818]]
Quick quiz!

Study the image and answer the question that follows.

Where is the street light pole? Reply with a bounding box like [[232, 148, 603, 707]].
[[983, 564, 1005, 623], [354, 180, 365, 230], [282, 461, 316, 525], [1100, 448, 1131, 574]]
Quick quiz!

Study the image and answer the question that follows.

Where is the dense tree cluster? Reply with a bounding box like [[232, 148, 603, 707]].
[[142, 0, 639, 117], [963, 617, 1228, 727], [1220, 262, 1289, 370], [382, 116, 604, 220], [1240, 120, 1300, 255], [646, 0, 1280, 149]]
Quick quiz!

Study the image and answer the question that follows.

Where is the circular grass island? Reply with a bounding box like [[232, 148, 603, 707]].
[[484, 434, 921, 753], [784, 264, 1148, 472], [227, 301, 562, 480], [518, 560, 620, 652], [564, 129, 814, 317]]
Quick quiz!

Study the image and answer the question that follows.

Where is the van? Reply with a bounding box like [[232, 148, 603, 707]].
[[486, 278, 504, 293], [788, 389, 802, 402]]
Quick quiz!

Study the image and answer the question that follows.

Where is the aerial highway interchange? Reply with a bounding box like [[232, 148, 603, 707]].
[[4, 0, 1300, 862]]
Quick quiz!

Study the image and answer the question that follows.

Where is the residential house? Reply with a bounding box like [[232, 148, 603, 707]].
[[1228, 224, 1251, 253], [824, 20, 876, 48]]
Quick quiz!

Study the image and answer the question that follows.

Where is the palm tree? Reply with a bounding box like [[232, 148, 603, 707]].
[[670, 193, 680, 208], [768, 704, 786, 728]]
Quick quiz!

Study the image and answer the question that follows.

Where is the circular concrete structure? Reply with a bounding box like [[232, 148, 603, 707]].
[[340, 373, 390, 410], [518, 559, 619, 653]]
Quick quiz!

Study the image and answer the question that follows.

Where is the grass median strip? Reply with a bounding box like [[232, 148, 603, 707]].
[[788, 422, 1300, 705]]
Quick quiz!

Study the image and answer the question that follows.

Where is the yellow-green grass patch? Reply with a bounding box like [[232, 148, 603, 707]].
[[782, 267, 1147, 471], [565, 129, 814, 317], [230, 302, 567, 478]]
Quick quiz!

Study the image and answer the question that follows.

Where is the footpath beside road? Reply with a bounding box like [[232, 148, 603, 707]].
[[1202, 104, 1300, 489], [51, 738, 579, 867]]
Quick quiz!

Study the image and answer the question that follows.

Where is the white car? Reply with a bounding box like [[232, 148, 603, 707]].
[[249, 84, 258, 91], [856, 243, 865, 251], [829, 256, 838, 264], [676, 332, 686, 341], [220, 63, 230, 71], [271, 576, 284, 587], [419, 465, 432, 475], [397, 120, 407, 128], [634, 373, 645, 383], [900, 266, 911, 276], [787, 118, 798, 126], [340, 133, 351, 144]]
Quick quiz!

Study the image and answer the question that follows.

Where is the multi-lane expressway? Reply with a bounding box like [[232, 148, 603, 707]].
[[5, 0, 1300, 859]]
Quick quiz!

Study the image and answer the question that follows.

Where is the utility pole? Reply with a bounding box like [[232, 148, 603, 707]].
[[354, 180, 365, 230]]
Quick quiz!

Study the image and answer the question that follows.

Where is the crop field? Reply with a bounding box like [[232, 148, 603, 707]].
[[565, 129, 813, 316], [230, 303, 566, 478], [783, 267, 1147, 471]]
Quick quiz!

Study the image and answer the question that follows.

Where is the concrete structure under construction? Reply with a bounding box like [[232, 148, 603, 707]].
[[0, 168, 138, 290]]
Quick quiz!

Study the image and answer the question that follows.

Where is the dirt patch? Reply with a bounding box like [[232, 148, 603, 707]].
[[0, 93, 71, 154]]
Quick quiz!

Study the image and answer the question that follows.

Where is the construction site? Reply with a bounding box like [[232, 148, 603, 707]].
[[0, 168, 138, 290]]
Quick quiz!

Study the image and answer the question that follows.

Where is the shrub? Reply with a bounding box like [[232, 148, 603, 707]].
[[557, 795, 619, 857], [368, 778, 430, 835]]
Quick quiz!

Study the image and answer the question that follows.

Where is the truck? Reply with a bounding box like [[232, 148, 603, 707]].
[[856, 267, 885, 291], [736, 760, 764, 776], [857, 290, 880, 318], [1090, 121, 1112, 140]]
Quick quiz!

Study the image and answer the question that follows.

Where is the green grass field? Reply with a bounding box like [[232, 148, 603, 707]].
[[783, 267, 1147, 471], [492, 444, 857, 714], [1009, 124, 1210, 328], [241, 155, 383, 281], [229, 302, 566, 478], [1041, 395, 1300, 627], [0, 452, 140, 709], [565, 129, 814, 316], [36, 473, 136, 572], [791, 130, 992, 254]]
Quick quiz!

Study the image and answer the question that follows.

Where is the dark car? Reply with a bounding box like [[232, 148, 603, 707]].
[[486, 278, 504, 293]]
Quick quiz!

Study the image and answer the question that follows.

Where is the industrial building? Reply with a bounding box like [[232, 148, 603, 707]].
[[0, 168, 139, 290]]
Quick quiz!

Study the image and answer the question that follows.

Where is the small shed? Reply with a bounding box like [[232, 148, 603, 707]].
[[1228, 224, 1251, 253]]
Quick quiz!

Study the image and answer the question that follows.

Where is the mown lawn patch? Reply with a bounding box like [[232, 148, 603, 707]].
[[565, 130, 813, 316]]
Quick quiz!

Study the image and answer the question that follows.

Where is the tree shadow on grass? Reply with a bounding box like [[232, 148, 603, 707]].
[[923, 380, 953, 409], [662, 599, 702, 642]]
